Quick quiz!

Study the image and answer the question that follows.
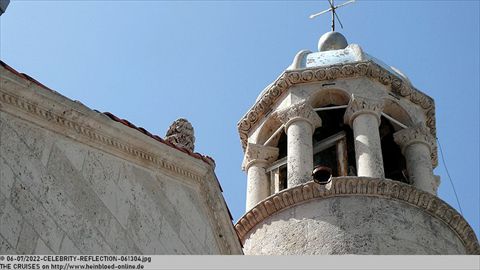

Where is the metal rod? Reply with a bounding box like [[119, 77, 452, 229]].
[[264, 125, 285, 147], [381, 112, 408, 129], [313, 105, 348, 111]]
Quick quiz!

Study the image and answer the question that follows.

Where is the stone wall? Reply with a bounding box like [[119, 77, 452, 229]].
[[243, 195, 467, 255], [0, 63, 242, 254]]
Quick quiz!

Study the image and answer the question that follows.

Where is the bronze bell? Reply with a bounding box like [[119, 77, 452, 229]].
[[312, 166, 332, 185]]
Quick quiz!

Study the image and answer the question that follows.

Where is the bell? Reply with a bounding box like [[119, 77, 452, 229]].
[[312, 166, 332, 185]]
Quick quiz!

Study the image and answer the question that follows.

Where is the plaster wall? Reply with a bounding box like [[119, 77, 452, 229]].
[[243, 196, 466, 255]]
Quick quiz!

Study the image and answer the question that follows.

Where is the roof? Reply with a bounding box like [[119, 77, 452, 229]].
[[0, 60, 216, 167]]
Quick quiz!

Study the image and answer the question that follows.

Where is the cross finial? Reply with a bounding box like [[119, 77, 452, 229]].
[[309, 0, 356, 32]]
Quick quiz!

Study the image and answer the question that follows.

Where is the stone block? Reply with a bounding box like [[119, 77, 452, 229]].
[[16, 221, 40, 254]]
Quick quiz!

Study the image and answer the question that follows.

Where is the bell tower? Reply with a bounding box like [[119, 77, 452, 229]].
[[235, 31, 480, 255]]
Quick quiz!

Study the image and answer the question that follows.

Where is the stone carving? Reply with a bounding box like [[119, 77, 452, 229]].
[[236, 60, 438, 166], [0, 89, 205, 182], [165, 118, 195, 152], [343, 95, 384, 126], [393, 125, 435, 155], [234, 177, 480, 255], [273, 102, 322, 132], [242, 143, 279, 171]]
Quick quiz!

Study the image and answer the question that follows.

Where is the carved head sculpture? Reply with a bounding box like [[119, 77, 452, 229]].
[[165, 118, 195, 152]]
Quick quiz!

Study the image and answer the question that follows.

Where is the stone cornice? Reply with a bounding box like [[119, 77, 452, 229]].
[[235, 177, 480, 255], [237, 61, 438, 166], [344, 95, 384, 127], [0, 88, 206, 182], [394, 125, 436, 154], [273, 101, 322, 133]]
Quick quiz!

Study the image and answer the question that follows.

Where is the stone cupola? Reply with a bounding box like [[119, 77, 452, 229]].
[[235, 32, 480, 255]]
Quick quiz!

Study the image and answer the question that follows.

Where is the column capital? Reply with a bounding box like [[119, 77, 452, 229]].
[[344, 95, 384, 127], [394, 125, 435, 154], [274, 102, 322, 132], [242, 143, 279, 171]]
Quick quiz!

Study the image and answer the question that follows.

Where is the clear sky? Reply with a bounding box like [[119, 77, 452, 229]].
[[1, 0, 479, 238]]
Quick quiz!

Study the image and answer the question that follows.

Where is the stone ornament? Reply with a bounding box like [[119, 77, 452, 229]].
[[393, 125, 435, 155], [274, 102, 322, 132], [343, 95, 384, 127], [165, 118, 195, 152], [236, 60, 438, 166], [234, 177, 480, 255], [242, 143, 279, 171]]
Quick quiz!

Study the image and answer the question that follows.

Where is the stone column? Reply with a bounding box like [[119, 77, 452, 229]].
[[344, 96, 385, 178], [242, 143, 279, 211], [394, 126, 438, 195], [275, 102, 322, 188]]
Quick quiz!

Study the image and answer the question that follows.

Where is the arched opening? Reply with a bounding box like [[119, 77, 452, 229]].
[[312, 106, 356, 177], [380, 116, 408, 183], [309, 88, 351, 109], [255, 116, 288, 195], [381, 100, 413, 183]]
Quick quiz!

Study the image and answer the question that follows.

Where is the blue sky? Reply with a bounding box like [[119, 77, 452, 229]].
[[1, 1, 479, 238]]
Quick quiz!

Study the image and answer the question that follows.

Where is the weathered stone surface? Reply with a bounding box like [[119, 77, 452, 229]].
[[0, 64, 243, 255], [0, 104, 240, 254], [16, 222, 40, 254], [165, 118, 195, 152], [243, 143, 279, 210], [394, 126, 437, 194], [243, 196, 467, 255], [274, 102, 321, 187]]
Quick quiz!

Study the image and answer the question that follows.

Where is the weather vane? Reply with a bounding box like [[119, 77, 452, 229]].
[[309, 0, 356, 32]]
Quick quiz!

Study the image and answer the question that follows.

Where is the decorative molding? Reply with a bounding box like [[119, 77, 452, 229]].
[[235, 177, 480, 255], [237, 61, 438, 166], [0, 65, 243, 254], [0, 89, 205, 182], [0, 84, 244, 255], [394, 125, 435, 155], [343, 95, 384, 127], [242, 143, 279, 171], [165, 118, 195, 152], [273, 102, 322, 132]]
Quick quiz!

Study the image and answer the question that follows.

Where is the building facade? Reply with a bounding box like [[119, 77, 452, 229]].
[[0, 61, 242, 254]]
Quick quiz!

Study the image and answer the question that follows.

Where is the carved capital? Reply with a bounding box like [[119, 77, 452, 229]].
[[274, 102, 322, 132], [394, 125, 435, 154], [344, 96, 384, 126], [242, 143, 279, 171], [165, 118, 195, 152]]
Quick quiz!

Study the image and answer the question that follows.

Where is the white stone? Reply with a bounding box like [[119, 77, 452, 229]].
[[243, 196, 467, 255], [394, 126, 436, 194], [275, 102, 321, 187], [344, 96, 385, 178], [243, 143, 279, 210]]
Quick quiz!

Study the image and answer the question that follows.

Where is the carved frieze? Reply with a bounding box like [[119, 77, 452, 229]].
[[273, 102, 322, 132], [242, 143, 279, 171], [343, 95, 384, 126], [237, 60, 438, 166]]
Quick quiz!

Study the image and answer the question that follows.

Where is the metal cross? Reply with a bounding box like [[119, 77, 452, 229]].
[[309, 0, 356, 32]]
